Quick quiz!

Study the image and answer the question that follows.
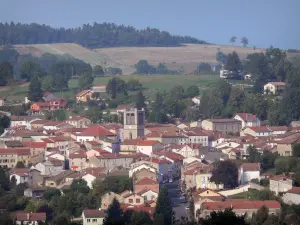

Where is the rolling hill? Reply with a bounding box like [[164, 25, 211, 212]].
[[11, 43, 300, 75]]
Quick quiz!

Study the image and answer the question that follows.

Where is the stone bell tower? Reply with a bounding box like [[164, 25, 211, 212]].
[[123, 108, 145, 140]]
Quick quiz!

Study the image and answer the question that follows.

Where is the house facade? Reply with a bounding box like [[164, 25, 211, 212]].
[[82, 209, 106, 225], [234, 113, 261, 129], [264, 82, 286, 95], [239, 163, 261, 184], [201, 119, 242, 135]]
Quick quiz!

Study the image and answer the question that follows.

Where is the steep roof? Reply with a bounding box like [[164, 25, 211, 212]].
[[16, 212, 46, 221], [0, 148, 30, 155], [202, 200, 280, 210], [69, 150, 86, 159], [83, 209, 106, 218], [135, 177, 158, 185], [235, 113, 258, 122], [287, 187, 300, 195], [267, 82, 286, 86], [78, 125, 115, 137], [240, 163, 260, 172], [76, 90, 91, 97]]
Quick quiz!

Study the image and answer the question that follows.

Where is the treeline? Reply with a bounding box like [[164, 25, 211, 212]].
[[135, 60, 179, 75], [0, 22, 207, 48]]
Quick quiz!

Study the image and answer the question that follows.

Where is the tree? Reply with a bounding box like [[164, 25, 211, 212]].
[[15, 161, 25, 168], [248, 146, 261, 163], [130, 211, 152, 225], [93, 65, 104, 76], [136, 60, 152, 74], [70, 179, 90, 194], [0, 115, 11, 134], [27, 76, 43, 102], [216, 51, 228, 65], [41, 76, 53, 91], [84, 107, 102, 123], [45, 110, 67, 121], [241, 37, 249, 47], [225, 51, 242, 72], [78, 72, 94, 89], [170, 85, 185, 101], [127, 79, 142, 91], [195, 62, 212, 74], [157, 63, 169, 74], [154, 185, 174, 225], [20, 61, 45, 81], [135, 91, 146, 110], [106, 67, 122, 75], [250, 206, 269, 225], [293, 143, 300, 157], [106, 77, 127, 99], [0, 62, 13, 86], [103, 198, 124, 225], [226, 87, 245, 116], [185, 85, 199, 98], [10, 175, 16, 190], [200, 208, 247, 225], [230, 36, 237, 45], [210, 160, 238, 188]]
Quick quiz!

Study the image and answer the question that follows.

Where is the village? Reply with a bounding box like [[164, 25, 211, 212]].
[[1, 77, 300, 224]]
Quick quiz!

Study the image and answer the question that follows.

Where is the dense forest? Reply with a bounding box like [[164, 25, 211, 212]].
[[0, 22, 207, 48]]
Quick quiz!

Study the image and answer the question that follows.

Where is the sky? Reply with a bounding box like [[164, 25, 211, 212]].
[[1, 0, 300, 49]]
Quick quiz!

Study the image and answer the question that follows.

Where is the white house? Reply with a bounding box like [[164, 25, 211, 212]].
[[239, 163, 260, 184], [192, 96, 201, 105], [138, 189, 158, 202], [282, 187, 300, 205], [82, 209, 106, 225], [9, 168, 29, 185], [34, 160, 64, 176], [241, 126, 288, 137], [234, 113, 261, 129]]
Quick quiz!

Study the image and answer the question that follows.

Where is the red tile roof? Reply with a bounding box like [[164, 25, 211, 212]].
[[69, 150, 86, 159], [210, 119, 241, 123], [0, 148, 30, 155], [135, 177, 158, 185], [138, 140, 160, 146], [268, 82, 286, 86], [269, 174, 293, 181], [249, 126, 288, 133], [116, 105, 132, 110], [235, 113, 258, 122], [16, 212, 46, 221], [76, 90, 91, 97], [78, 125, 115, 137], [83, 209, 106, 218], [66, 116, 89, 122], [287, 187, 300, 195], [10, 168, 30, 176], [123, 139, 141, 145], [240, 163, 260, 171], [23, 142, 47, 148], [150, 158, 171, 164], [158, 151, 185, 161], [202, 200, 280, 210]]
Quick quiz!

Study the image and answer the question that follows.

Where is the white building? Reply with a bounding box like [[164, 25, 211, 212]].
[[282, 187, 300, 205], [234, 113, 261, 129], [239, 163, 260, 185], [82, 209, 106, 225]]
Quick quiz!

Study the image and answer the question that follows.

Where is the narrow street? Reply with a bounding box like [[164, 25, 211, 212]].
[[165, 180, 189, 220]]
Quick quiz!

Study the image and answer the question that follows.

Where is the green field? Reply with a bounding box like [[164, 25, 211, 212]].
[[0, 74, 219, 102]]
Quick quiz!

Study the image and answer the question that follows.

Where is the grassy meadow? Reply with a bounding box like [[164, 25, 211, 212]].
[[0, 74, 220, 102]]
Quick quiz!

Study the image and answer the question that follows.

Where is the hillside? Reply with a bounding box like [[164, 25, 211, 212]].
[[11, 43, 300, 74]]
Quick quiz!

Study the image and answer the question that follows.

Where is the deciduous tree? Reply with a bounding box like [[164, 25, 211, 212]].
[[28, 76, 43, 102], [210, 160, 238, 188]]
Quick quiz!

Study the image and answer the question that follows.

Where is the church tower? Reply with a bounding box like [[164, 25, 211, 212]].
[[123, 108, 145, 140]]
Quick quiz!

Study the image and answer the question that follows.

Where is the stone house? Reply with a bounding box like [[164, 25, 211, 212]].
[[276, 138, 300, 156], [264, 82, 286, 95], [44, 170, 77, 188], [133, 168, 157, 182], [137, 189, 158, 202], [201, 119, 242, 135], [69, 150, 87, 171], [65, 116, 91, 128], [269, 174, 293, 195]]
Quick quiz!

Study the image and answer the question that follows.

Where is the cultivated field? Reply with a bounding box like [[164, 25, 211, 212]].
[[12, 43, 300, 75], [0, 75, 219, 101]]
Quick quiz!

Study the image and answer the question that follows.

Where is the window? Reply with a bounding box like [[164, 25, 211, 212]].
[[129, 199, 133, 203], [87, 219, 91, 222], [136, 198, 140, 203], [92, 219, 97, 222]]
